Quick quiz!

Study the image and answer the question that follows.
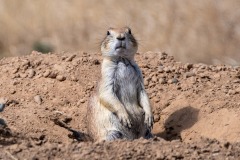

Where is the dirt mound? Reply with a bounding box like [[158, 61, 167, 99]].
[[0, 51, 240, 159]]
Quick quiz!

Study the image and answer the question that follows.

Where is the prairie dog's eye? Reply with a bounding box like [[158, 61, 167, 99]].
[[107, 31, 110, 36]]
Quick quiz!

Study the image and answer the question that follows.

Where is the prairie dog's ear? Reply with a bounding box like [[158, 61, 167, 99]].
[[125, 27, 132, 34]]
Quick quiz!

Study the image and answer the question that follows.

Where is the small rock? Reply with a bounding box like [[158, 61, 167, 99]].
[[151, 76, 158, 82], [213, 74, 221, 79], [154, 114, 160, 122], [22, 60, 30, 67], [158, 66, 164, 73], [184, 72, 196, 78], [70, 76, 78, 82], [236, 71, 240, 78], [79, 98, 86, 103], [92, 59, 100, 65], [159, 78, 167, 84], [54, 64, 64, 72], [159, 74, 166, 78], [149, 82, 155, 88], [65, 54, 76, 62], [228, 90, 236, 95], [20, 73, 27, 78], [10, 90, 16, 94], [153, 96, 160, 103], [233, 79, 240, 83], [216, 66, 223, 71], [31, 51, 42, 55], [43, 70, 51, 78], [28, 69, 36, 78], [34, 95, 42, 105], [63, 116, 72, 124], [189, 77, 197, 84], [168, 78, 179, 84], [12, 67, 19, 74], [48, 72, 58, 79], [160, 52, 168, 60], [236, 87, 240, 93], [144, 80, 149, 86], [56, 75, 66, 81], [184, 63, 193, 70], [164, 67, 171, 73]]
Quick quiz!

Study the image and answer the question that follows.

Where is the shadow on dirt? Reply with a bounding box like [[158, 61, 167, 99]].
[[155, 106, 199, 141], [52, 118, 91, 142], [0, 118, 16, 146]]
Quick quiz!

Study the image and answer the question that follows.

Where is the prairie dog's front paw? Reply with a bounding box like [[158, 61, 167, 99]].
[[144, 112, 153, 130], [117, 110, 132, 128]]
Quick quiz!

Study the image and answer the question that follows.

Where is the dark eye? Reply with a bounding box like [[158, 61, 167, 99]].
[[128, 29, 132, 34], [107, 31, 110, 36]]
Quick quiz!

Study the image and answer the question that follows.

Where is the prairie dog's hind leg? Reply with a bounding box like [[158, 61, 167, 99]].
[[106, 130, 123, 141]]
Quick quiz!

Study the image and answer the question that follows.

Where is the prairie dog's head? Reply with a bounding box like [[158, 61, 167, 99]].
[[101, 27, 138, 59]]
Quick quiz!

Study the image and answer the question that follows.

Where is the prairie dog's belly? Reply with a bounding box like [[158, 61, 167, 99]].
[[114, 60, 140, 107]]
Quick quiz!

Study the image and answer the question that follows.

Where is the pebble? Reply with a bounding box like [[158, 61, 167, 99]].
[[158, 66, 164, 73], [92, 59, 100, 65], [213, 74, 221, 79], [159, 74, 166, 78], [153, 96, 160, 103], [149, 82, 156, 88], [144, 80, 149, 86], [184, 72, 196, 78], [233, 79, 240, 83], [159, 77, 166, 84], [236, 87, 240, 93], [189, 77, 197, 84], [154, 114, 160, 122], [168, 78, 179, 84], [10, 89, 16, 94], [164, 67, 171, 73], [151, 76, 158, 82], [70, 76, 78, 82], [56, 75, 66, 81], [28, 69, 36, 78], [65, 54, 76, 62], [43, 70, 51, 78], [228, 90, 236, 95], [22, 60, 30, 67], [34, 95, 42, 105], [184, 63, 193, 70], [12, 67, 19, 74], [20, 73, 27, 78], [79, 98, 86, 103], [48, 72, 58, 79], [54, 64, 64, 72]]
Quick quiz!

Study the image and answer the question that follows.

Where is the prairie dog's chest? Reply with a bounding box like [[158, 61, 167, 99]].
[[115, 60, 139, 84]]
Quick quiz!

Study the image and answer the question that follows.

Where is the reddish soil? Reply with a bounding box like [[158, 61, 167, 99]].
[[0, 51, 240, 159]]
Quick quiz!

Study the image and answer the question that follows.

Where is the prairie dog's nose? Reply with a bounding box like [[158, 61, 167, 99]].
[[116, 34, 125, 41]]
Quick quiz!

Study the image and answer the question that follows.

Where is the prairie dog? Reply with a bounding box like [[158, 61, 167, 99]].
[[87, 27, 153, 141]]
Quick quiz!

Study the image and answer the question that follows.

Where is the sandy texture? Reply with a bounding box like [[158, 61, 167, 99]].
[[0, 51, 240, 159]]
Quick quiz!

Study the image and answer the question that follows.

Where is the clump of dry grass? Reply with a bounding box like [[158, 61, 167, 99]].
[[0, 0, 240, 65]]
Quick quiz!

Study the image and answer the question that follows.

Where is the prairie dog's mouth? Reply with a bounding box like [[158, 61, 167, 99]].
[[115, 46, 126, 50], [115, 43, 126, 51]]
